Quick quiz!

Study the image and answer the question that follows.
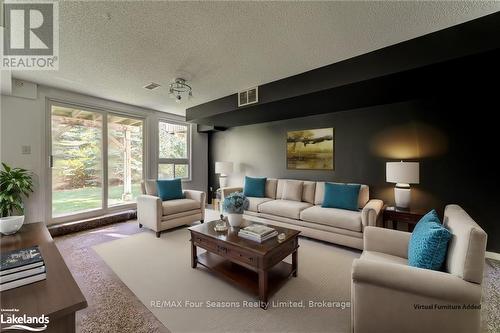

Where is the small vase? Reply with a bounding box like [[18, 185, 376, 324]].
[[227, 213, 243, 227]]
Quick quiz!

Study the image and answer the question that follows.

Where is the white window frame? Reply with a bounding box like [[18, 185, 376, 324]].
[[46, 99, 146, 224], [157, 119, 192, 181]]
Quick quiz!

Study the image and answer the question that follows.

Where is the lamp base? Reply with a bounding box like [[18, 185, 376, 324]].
[[394, 185, 411, 209], [219, 175, 228, 188]]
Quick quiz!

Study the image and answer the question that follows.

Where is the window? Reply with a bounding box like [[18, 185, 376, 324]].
[[158, 121, 190, 179]]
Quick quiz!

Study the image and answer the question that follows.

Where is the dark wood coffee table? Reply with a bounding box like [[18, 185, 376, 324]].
[[189, 219, 300, 309]]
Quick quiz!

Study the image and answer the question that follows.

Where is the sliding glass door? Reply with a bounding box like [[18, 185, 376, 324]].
[[51, 105, 103, 217], [49, 102, 144, 222], [107, 114, 143, 206]]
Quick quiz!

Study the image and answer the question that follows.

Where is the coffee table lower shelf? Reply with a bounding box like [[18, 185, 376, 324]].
[[196, 251, 295, 307]]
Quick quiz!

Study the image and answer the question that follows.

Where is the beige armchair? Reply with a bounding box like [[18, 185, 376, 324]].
[[137, 180, 206, 237], [351, 204, 487, 333]]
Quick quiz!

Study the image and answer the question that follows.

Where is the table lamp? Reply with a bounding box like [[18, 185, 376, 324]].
[[215, 161, 233, 188], [386, 161, 419, 209]]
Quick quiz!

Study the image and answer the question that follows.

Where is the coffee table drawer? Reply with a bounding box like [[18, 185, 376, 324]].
[[227, 247, 258, 267], [192, 234, 217, 252]]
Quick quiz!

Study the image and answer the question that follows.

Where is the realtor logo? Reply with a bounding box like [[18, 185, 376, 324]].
[[1, 0, 59, 70]]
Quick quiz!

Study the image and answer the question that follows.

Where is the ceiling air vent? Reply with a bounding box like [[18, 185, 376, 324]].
[[144, 82, 161, 90], [238, 87, 258, 107]]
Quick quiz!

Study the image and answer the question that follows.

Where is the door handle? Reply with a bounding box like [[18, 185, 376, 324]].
[[49, 155, 54, 168]]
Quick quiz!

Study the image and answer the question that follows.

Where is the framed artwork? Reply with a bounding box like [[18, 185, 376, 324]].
[[286, 128, 335, 170]]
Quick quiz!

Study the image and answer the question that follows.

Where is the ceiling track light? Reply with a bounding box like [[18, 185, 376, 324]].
[[169, 78, 193, 103]]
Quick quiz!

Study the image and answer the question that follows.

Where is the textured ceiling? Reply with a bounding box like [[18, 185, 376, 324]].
[[13, 1, 500, 116]]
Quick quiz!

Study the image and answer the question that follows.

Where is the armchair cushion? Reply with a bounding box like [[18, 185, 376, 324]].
[[408, 210, 451, 270], [162, 199, 200, 216], [156, 179, 183, 201]]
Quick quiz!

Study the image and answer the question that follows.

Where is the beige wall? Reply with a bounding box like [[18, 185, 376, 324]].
[[0, 82, 207, 224]]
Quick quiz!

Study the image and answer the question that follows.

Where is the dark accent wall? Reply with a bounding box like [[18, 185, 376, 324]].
[[208, 89, 499, 252], [188, 12, 500, 127]]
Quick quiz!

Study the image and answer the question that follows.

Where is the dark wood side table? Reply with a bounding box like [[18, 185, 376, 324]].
[[383, 207, 426, 232]]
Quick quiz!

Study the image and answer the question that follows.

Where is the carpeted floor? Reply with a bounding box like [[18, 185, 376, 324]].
[[93, 228, 358, 333], [54, 209, 500, 333]]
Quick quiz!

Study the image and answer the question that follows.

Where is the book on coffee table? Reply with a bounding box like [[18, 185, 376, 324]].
[[238, 224, 278, 242]]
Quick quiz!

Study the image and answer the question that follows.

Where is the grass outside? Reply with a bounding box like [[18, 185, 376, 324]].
[[52, 184, 141, 216]]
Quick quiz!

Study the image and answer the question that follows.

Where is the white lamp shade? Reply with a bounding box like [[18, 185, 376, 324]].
[[386, 161, 419, 185], [215, 161, 233, 175]]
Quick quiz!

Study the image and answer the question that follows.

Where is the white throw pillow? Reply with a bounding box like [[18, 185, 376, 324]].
[[282, 180, 303, 202]]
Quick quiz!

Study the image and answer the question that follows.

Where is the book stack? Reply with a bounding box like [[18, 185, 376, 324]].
[[1, 246, 46, 292], [238, 224, 278, 243]]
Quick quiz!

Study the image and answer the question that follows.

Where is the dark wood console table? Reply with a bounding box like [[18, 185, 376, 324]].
[[0, 222, 87, 332]]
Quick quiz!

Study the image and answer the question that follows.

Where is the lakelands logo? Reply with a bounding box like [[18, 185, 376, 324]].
[[0, 312, 49, 331], [1, 0, 59, 70]]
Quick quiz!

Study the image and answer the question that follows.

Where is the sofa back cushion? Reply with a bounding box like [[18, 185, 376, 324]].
[[281, 180, 303, 201], [265, 178, 278, 199], [301, 181, 316, 204], [141, 179, 158, 196], [276, 179, 316, 203], [243, 176, 267, 197], [314, 182, 369, 208], [444, 204, 487, 284]]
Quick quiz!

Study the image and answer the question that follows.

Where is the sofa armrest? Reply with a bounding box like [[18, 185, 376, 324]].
[[364, 226, 411, 258], [361, 199, 383, 228], [184, 190, 206, 220], [351, 258, 481, 303], [137, 195, 162, 231]]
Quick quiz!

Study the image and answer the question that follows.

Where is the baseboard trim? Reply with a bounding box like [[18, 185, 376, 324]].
[[485, 251, 500, 261]]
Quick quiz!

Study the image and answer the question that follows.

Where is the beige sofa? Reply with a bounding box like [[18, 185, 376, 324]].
[[222, 178, 384, 250], [351, 204, 487, 333], [137, 180, 206, 237]]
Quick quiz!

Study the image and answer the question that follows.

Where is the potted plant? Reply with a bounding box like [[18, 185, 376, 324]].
[[0, 163, 34, 235], [222, 192, 249, 227]]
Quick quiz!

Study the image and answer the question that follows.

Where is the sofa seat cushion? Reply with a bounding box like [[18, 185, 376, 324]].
[[162, 199, 200, 216], [300, 206, 362, 232], [258, 200, 312, 220], [360, 250, 408, 266], [246, 197, 273, 213]]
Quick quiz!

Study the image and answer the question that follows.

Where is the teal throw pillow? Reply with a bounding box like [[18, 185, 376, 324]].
[[322, 183, 360, 211], [243, 176, 266, 198], [408, 209, 452, 270], [156, 179, 184, 201]]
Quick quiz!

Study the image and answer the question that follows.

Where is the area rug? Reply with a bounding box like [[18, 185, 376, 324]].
[[93, 227, 360, 333]]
